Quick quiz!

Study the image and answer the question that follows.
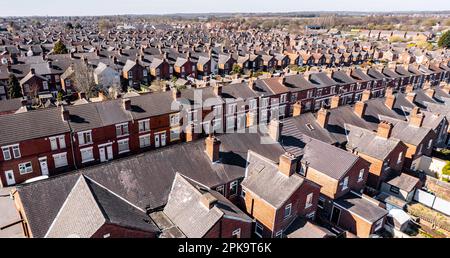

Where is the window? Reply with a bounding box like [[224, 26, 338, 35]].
[[170, 113, 180, 126], [128, 71, 133, 78], [19, 162, 33, 174], [397, 152, 403, 165], [260, 109, 268, 123], [255, 222, 263, 238], [66, 80, 71, 87], [330, 86, 336, 94], [78, 131, 92, 145], [227, 103, 237, 115], [280, 94, 287, 103], [306, 123, 315, 131], [118, 139, 130, 154], [261, 98, 269, 108], [115, 123, 129, 137], [342, 177, 349, 191], [2, 147, 11, 160], [138, 119, 150, 133], [216, 185, 225, 196], [80, 147, 94, 163], [318, 196, 325, 209], [43, 81, 48, 90], [139, 134, 151, 148], [170, 127, 180, 141], [103, 233, 111, 238], [232, 229, 241, 238], [2, 145, 21, 160], [299, 163, 308, 176], [241, 188, 246, 198], [275, 230, 283, 238], [428, 139, 433, 149], [307, 90, 313, 99], [390, 186, 400, 194], [358, 169, 365, 182], [229, 181, 238, 196], [249, 99, 257, 110], [306, 193, 314, 209], [143, 70, 148, 77], [373, 219, 383, 232], [284, 203, 292, 219], [418, 144, 423, 155], [50, 135, 66, 151], [226, 116, 235, 131], [189, 110, 198, 123], [53, 153, 68, 168]]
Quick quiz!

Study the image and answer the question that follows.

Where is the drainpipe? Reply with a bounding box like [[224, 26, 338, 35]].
[[67, 122, 78, 170]]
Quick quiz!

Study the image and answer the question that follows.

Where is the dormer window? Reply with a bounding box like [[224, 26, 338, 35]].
[[306, 123, 315, 131]]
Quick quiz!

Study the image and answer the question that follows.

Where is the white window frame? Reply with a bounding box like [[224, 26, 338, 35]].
[[43, 81, 49, 90], [170, 113, 180, 126], [227, 103, 237, 115], [78, 131, 93, 146], [2, 147, 11, 161], [373, 219, 383, 232], [358, 169, 365, 182], [249, 99, 257, 110], [138, 119, 150, 133], [397, 152, 403, 165], [80, 147, 94, 163], [170, 127, 181, 142], [241, 188, 246, 199], [53, 152, 68, 168], [229, 180, 238, 196], [261, 97, 269, 108], [342, 177, 349, 191], [18, 162, 33, 175], [232, 228, 241, 238], [284, 203, 292, 219], [280, 94, 288, 104], [216, 185, 225, 196], [117, 139, 130, 154], [275, 230, 283, 238], [115, 123, 129, 137], [428, 139, 433, 150], [2, 144, 21, 160], [306, 193, 314, 209], [139, 134, 151, 148]]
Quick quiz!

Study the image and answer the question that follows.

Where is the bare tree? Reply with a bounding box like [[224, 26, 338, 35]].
[[73, 62, 97, 98]]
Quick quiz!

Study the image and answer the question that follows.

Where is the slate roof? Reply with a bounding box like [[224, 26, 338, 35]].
[[163, 173, 251, 238], [242, 151, 306, 208], [282, 114, 337, 145], [284, 74, 316, 92], [0, 106, 70, 146], [335, 193, 388, 223], [378, 115, 433, 146], [345, 124, 402, 160], [285, 217, 335, 238], [385, 173, 420, 192], [45, 175, 158, 238]]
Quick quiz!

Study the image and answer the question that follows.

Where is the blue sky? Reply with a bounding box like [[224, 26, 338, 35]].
[[1, 0, 450, 16]]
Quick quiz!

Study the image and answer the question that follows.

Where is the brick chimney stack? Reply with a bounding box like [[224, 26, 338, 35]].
[[377, 121, 393, 139], [405, 84, 414, 94], [385, 94, 396, 110], [425, 88, 435, 99], [409, 107, 424, 127], [316, 107, 330, 128], [122, 98, 131, 111], [293, 101, 302, 117], [279, 152, 299, 177], [354, 101, 367, 118], [213, 85, 222, 96], [330, 95, 340, 109], [205, 135, 221, 163], [78, 92, 86, 100], [268, 119, 283, 142], [61, 106, 70, 122], [248, 78, 255, 90], [172, 88, 181, 101], [200, 192, 218, 210], [406, 93, 416, 103], [361, 89, 371, 102]]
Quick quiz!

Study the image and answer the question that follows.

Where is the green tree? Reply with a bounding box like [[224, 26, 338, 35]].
[[7, 74, 22, 98], [231, 64, 242, 75], [57, 91, 64, 102], [53, 40, 68, 54], [438, 30, 450, 49]]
